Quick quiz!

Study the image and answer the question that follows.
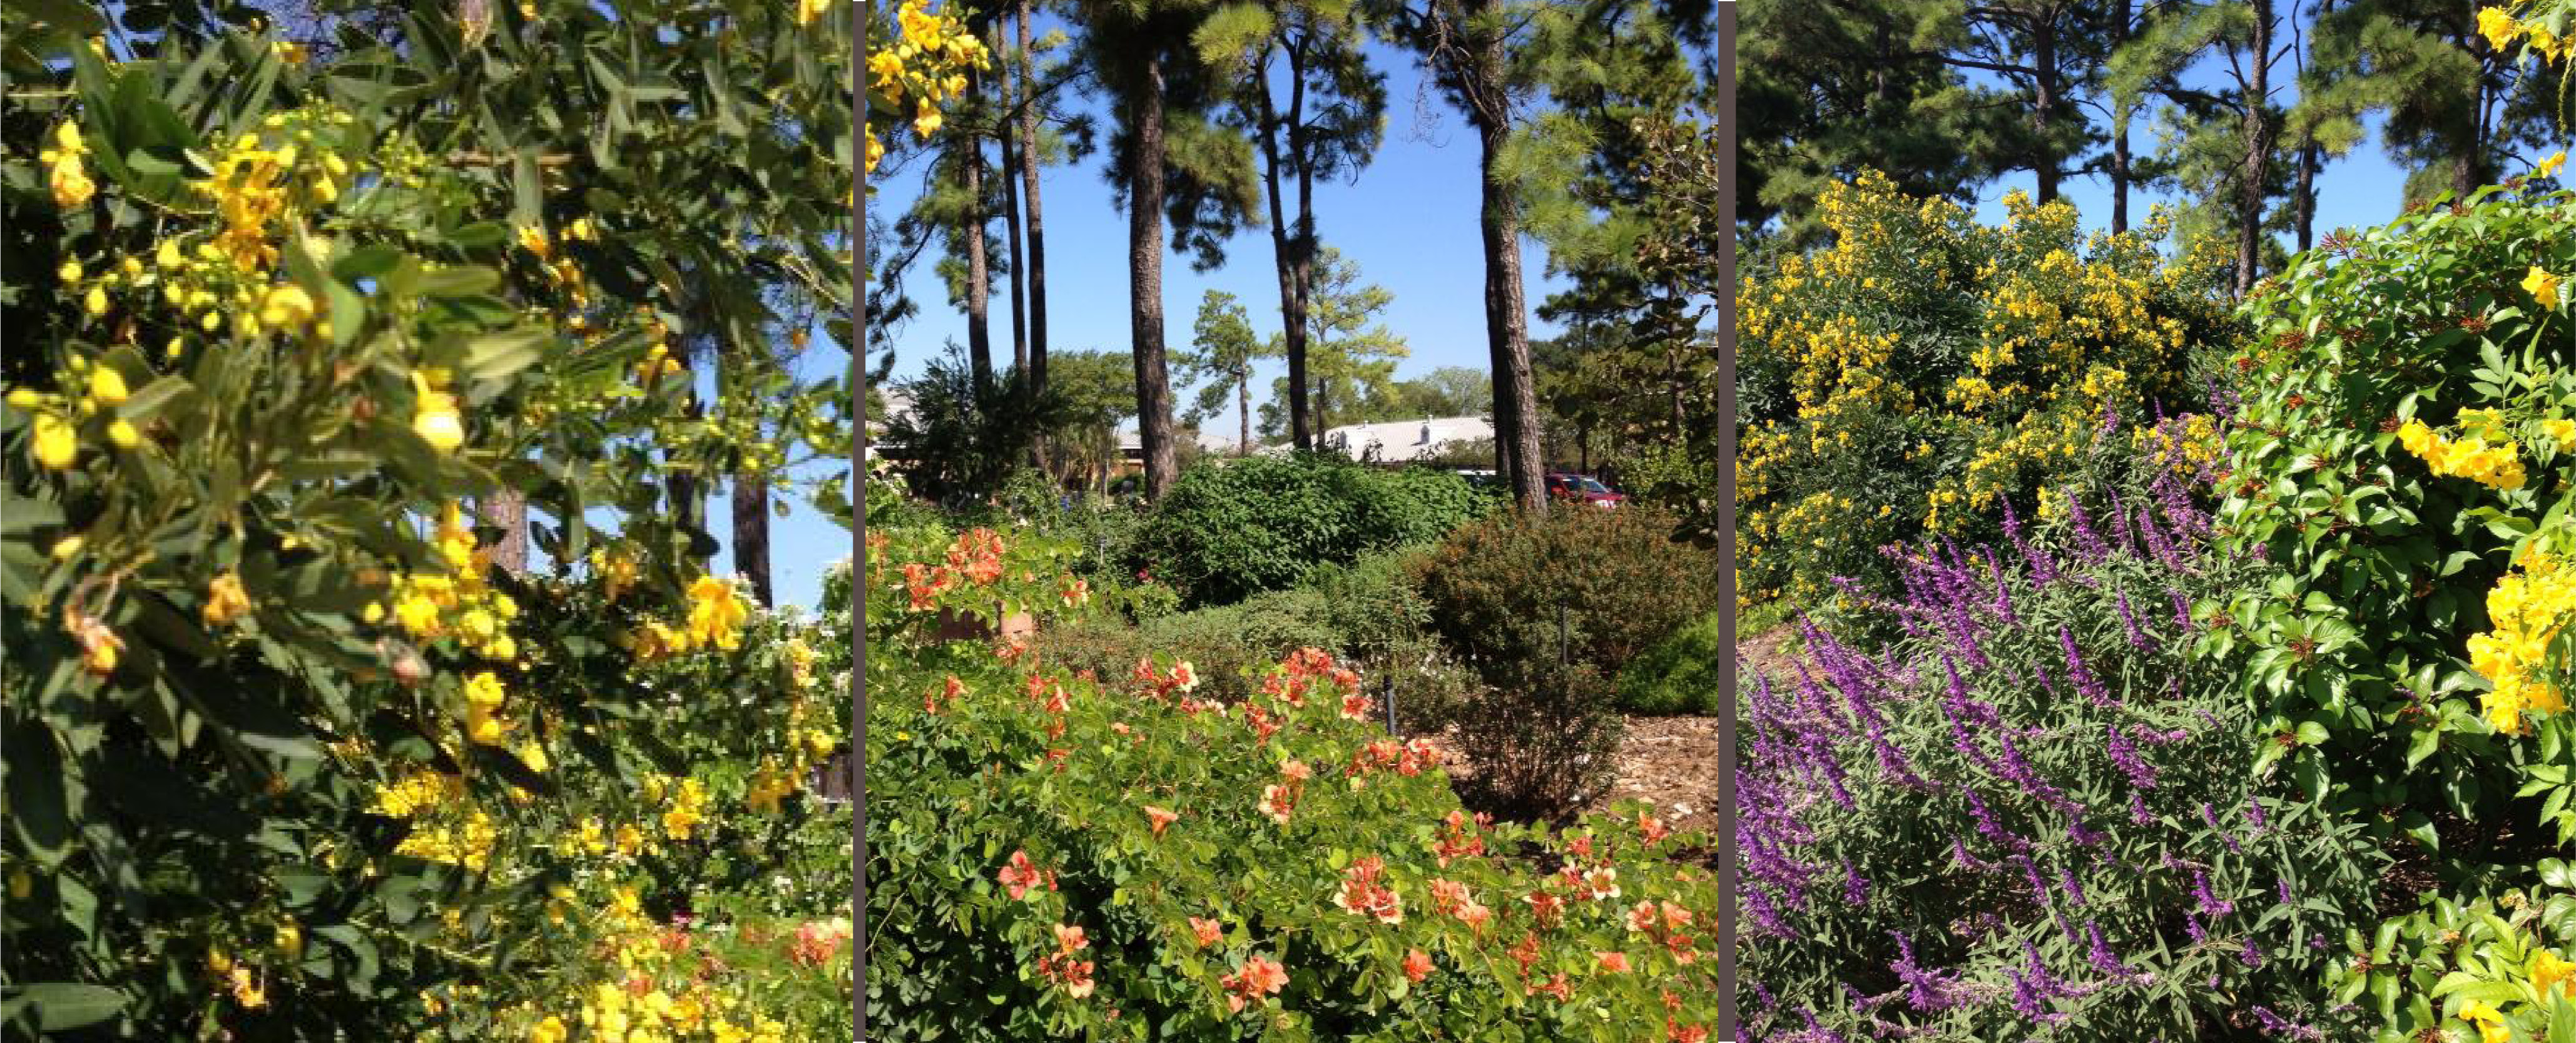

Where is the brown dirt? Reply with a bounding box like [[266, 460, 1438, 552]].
[[1588, 625, 1801, 837]]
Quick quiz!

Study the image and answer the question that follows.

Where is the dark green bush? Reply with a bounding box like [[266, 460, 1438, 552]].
[[1617, 609, 1728, 715], [1413, 505, 1720, 819], [1128, 454, 1489, 608]]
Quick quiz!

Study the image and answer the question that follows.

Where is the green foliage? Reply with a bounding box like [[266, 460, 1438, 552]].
[[1616, 610, 1727, 715], [2211, 181, 2575, 857], [1412, 505, 1718, 819], [1129, 454, 1486, 607], [2324, 879, 2576, 1042], [865, 521, 1728, 1041]]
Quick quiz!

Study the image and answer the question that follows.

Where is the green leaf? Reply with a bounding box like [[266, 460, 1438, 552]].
[[462, 328, 550, 382], [13, 983, 121, 1031], [5, 722, 72, 868]]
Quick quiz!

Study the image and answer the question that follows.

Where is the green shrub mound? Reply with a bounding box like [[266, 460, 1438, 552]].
[[1415, 505, 1720, 819], [1617, 610, 1728, 715], [1129, 454, 1492, 608]]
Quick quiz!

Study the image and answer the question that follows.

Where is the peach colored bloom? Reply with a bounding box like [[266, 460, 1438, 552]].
[[1144, 805, 1177, 837], [1402, 949, 1433, 982], [1596, 951, 1631, 973], [1189, 917, 1223, 948]]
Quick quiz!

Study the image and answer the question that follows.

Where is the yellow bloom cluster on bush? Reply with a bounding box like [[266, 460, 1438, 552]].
[[1735, 172, 2224, 607], [372, 504, 524, 664], [863, 0, 988, 173], [2399, 413, 2531, 491], [2471, 547, 2575, 735], [2481, 1, 2576, 61]]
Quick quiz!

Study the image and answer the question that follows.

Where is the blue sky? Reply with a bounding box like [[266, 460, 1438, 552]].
[[867, 35, 2518, 443]]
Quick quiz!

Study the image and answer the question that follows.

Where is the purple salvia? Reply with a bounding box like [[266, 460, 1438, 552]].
[[2085, 920, 2134, 979], [2060, 627, 2117, 708], [2058, 865, 2087, 908], [1888, 932, 1968, 1014], [2001, 498, 2059, 585], [2129, 791, 2153, 825], [2116, 588, 2154, 651], [2185, 913, 2207, 944], [2108, 489, 2135, 553], [2063, 489, 2111, 561], [1843, 863, 1871, 905], [2239, 937, 2264, 967], [2191, 867, 2234, 918], [2108, 723, 2157, 790], [2169, 587, 2194, 631], [2277, 877, 2293, 905]]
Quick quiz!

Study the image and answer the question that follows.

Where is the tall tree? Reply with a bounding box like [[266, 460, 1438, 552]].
[[2115, 0, 2291, 293], [1198, 0, 1387, 452], [1383, 0, 1549, 512], [1080, 0, 1261, 500], [1298, 246, 1408, 432], [1930, 0, 2114, 205], [1016, 0, 1053, 399], [2306, 0, 2562, 206], [1181, 290, 1260, 454]]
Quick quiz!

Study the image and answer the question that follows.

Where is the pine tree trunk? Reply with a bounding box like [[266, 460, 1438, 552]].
[[999, 23, 1028, 379], [2033, 19, 2060, 204], [2295, 133, 2318, 253], [1017, 0, 1049, 397], [480, 491, 528, 575], [1288, 42, 1321, 454], [733, 474, 773, 605], [962, 100, 994, 394], [1471, 24, 1545, 514], [1257, 66, 1315, 452], [1129, 51, 1179, 500], [1238, 373, 1251, 457], [2234, 0, 2275, 297], [2112, 0, 2131, 233]]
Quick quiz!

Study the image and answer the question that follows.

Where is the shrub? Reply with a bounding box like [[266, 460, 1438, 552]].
[[1617, 610, 1727, 715], [1129, 454, 1487, 608], [1733, 171, 2237, 614], [1738, 474, 2385, 1040], [863, 521, 1727, 1041], [2213, 180, 2575, 851], [1413, 506, 1719, 820]]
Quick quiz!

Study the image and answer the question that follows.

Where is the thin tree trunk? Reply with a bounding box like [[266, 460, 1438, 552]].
[[999, 24, 1028, 377], [1256, 64, 1315, 453], [2234, 0, 2275, 297], [733, 474, 773, 606], [1470, 26, 1545, 514], [1238, 372, 1251, 456], [1130, 52, 1179, 499], [2112, 0, 2132, 234], [962, 99, 994, 393], [1017, 0, 1049, 397], [2294, 133, 2319, 253], [1288, 40, 1321, 452], [2033, 18, 2060, 205], [480, 491, 528, 575]]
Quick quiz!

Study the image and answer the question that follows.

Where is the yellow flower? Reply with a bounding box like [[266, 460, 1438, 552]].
[[260, 283, 318, 330], [528, 1016, 569, 1043], [464, 671, 507, 708], [2535, 949, 2576, 998], [105, 419, 138, 449], [2480, 6, 2523, 50], [274, 40, 307, 64], [516, 223, 551, 259], [685, 575, 748, 649], [2525, 266, 2564, 310], [50, 535, 84, 561], [86, 365, 127, 407], [914, 97, 942, 138], [31, 413, 76, 470], [412, 374, 466, 453], [203, 572, 253, 627], [2540, 150, 2568, 178], [797, 0, 831, 24], [84, 285, 108, 316]]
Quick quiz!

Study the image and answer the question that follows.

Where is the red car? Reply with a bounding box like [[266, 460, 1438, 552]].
[[1545, 472, 1626, 507]]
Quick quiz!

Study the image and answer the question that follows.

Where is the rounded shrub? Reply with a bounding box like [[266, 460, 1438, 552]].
[[1617, 609, 1727, 715], [1412, 505, 1719, 820], [1129, 454, 1488, 608]]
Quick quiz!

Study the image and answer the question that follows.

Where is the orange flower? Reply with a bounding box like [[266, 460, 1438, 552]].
[[1595, 951, 1632, 974], [1637, 810, 1671, 845], [1527, 890, 1567, 929], [1220, 955, 1288, 1013], [1188, 917, 1223, 948], [998, 850, 1053, 900], [1401, 949, 1433, 983], [1529, 973, 1572, 1002], [1333, 857, 1403, 925], [1144, 805, 1177, 837], [1667, 1020, 1709, 1043]]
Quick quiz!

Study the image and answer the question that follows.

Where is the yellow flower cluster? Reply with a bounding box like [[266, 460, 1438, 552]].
[[863, 0, 989, 172], [367, 504, 522, 671], [2470, 546, 2574, 736], [2398, 415, 2530, 491], [9, 354, 140, 472], [2481, 3, 2576, 62], [2528, 265, 2567, 311], [396, 806, 501, 872], [644, 773, 711, 841], [1736, 172, 2216, 605], [39, 121, 94, 209], [623, 575, 750, 662]]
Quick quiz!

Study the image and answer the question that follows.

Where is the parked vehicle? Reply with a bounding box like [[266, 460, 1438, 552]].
[[1545, 472, 1626, 508]]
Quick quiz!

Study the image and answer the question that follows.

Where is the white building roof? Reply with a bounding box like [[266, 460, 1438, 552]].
[[1313, 415, 1493, 463]]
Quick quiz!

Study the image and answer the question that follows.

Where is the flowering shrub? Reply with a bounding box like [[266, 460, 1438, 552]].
[[0, 0, 892, 1034], [865, 520, 1729, 1040], [1737, 462, 2384, 1040], [2323, 880, 2576, 1043], [1734, 171, 2236, 612], [2214, 175, 2573, 858]]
